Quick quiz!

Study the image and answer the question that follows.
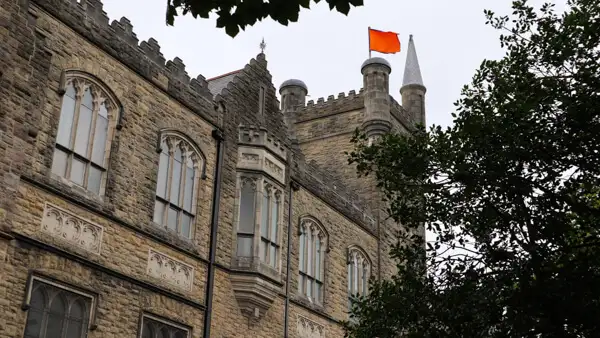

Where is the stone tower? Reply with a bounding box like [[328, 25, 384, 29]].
[[279, 79, 308, 140], [400, 35, 427, 125], [360, 57, 392, 140], [1, 0, 428, 335]]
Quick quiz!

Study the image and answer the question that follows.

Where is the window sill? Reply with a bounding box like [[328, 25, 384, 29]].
[[293, 294, 326, 313], [47, 173, 108, 210], [141, 222, 202, 256], [231, 256, 283, 285]]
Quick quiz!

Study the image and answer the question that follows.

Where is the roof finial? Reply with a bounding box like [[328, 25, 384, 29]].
[[259, 38, 267, 54], [402, 34, 424, 87]]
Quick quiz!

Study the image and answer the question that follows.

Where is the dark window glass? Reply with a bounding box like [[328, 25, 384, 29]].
[[140, 316, 189, 338], [24, 280, 92, 338]]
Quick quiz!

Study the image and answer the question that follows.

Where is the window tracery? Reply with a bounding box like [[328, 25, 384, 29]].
[[153, 132, 204, 239], [298, 217, 328, 304], [347, 246, 371, 311], [235, 175, 283, 270], [51, 74, 120, 195], [23, 279, 93, 338]]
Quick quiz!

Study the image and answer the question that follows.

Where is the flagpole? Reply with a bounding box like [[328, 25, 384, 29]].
[[368, 26, 372, 58]]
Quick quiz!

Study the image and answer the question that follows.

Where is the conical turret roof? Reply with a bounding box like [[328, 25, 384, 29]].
[[402, 35, 424, 87]]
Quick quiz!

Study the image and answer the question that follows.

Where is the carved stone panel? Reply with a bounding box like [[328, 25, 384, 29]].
[[146, 249, 194, 292], [40, 203, 104, 255], [241, 153, 260, 164], [297, 315, 325, 338], [237, 146, 286, 185], [264, 158, 283, 179]]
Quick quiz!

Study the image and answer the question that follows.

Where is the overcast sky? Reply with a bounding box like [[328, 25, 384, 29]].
[[101, 0, 567, 129]]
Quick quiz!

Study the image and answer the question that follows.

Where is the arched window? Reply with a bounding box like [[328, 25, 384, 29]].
[[347, 246, 371, 311], [234, 174, 284, 270], [51, 73, 120, 195], [23, 279, 93, 338], [140, 315, 190, 338], [298, 217, 328, 304], [236, 176, 257, 257], [259, 182, 281, 269], [153, 132, 205, 239]]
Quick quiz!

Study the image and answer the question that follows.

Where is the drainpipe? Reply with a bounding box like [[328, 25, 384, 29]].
[[203, 128, 225, 338], [283, 180, 299, 337]]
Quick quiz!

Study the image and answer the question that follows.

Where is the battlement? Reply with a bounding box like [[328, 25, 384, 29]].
[[30, 0, 217, 125], [295, 89, 365, 122], [238, 125, 288, 161], [390, 96, 418, 132], [290, 146, 377, 235]]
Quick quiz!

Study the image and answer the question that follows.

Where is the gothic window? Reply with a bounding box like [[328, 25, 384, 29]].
[[153, 132, 204, 239], [347, 246, 371, 311], [235, 174, 283, 269], [140, 315, 189, 338], [259, 183, 281, 268], [298, 217, 328, 304], [23, 279, 94, 338], [236, 177, 257, 257], [51, 74, 120, 195]]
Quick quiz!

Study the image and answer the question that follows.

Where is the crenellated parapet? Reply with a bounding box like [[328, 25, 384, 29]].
[[289, 146, 377, 235], [29, 0, 216, 124], [390, 96, 419, 132], [238, 125, 287, 161], [296, 89, 364, 122]]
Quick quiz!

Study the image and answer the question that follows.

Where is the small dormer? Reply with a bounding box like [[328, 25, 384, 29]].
[[230, 125, 288, 322]]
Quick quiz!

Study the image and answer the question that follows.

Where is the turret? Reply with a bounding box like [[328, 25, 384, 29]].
[[360, 57, 392, 139], [279, 79, 308, 140], [400, 35, 426, 126]]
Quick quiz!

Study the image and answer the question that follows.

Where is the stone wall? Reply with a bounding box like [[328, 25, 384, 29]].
[[0, 242, 205, 337], [0, 0, 403, 336]]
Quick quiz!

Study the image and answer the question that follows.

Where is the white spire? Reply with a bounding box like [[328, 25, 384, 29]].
[[402, 34, 424, 87]]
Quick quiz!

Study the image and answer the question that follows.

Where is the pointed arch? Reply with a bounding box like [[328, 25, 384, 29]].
[[347, 244, 372, 267], [51, 69, 123, 196], [139, 313, 191, 338], [153, 129, 207, 239], [298, 215, 329, 250], [59, 70, 124, 128], [158, 129, 207, 179], [347, 244, 373, 312], [22, 276, 96, 338], [297, 215, 328, 304]]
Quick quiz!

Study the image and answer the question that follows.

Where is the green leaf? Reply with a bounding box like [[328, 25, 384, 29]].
[[166, 0, 365, 35], [344, 0, 600, 336]]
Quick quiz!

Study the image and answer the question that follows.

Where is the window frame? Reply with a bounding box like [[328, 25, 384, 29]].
[[51, 71, 122, 197], [233, 173, 284, 272], [347, 245, 372, 312], [153, 130, 207, 240], [297, 216, 328, 305], [21, 273, 98, 338], [259, 182, 282, 269], [137, 312, 191, 338]]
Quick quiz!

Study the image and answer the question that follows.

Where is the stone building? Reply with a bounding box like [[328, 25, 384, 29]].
[[0, 0, 426, 337]]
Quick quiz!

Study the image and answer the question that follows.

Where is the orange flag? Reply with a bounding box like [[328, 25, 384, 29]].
[[369, 28, 401, 54]]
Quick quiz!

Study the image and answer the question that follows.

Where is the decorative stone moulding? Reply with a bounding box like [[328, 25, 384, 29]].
[[40, 202, 104, 255], [237, 146, 286, 185], [146, 249, 195, 292], [297, 315, 325, 338], [229, 274, 279, 321], [238, 125, 287, 161]]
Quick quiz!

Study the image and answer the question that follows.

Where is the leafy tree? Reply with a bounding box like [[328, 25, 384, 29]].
[[344, 0, 600, 337], [165, 0, 364, 37]]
